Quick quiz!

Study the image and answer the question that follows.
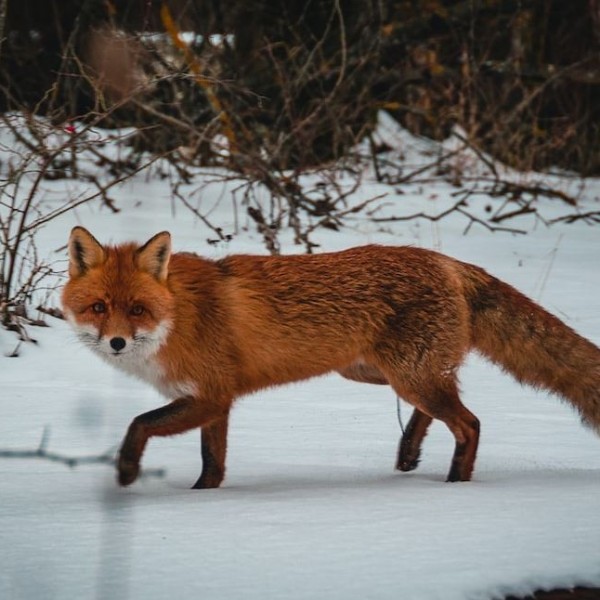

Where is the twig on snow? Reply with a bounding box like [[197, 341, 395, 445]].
[[0, 427, 166, 479]]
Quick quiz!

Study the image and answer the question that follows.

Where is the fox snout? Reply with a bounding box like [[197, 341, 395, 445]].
[[68, 321, 171, 364], [67, 322, 134, 357], [110, 337, 127, 352], [99, 333, 131, 357]]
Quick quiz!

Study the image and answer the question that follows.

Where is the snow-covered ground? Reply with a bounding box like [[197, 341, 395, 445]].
[[1, 116, 599, 600]]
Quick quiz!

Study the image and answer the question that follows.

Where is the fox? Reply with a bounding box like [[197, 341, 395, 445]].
[[61, 226, 600, 490]]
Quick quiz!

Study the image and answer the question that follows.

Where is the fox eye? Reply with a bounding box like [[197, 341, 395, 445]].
[[92, 301, 106, 314], [130, 304, 145, 316]]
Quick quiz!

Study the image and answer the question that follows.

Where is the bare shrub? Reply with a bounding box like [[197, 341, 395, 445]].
[[0, 112, 158, 338]]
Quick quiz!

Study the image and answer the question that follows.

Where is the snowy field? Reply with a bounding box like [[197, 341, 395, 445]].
[[1, 117, 599, 599]]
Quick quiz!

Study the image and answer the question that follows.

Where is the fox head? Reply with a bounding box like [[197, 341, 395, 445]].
[[62, 227, 175, 364]]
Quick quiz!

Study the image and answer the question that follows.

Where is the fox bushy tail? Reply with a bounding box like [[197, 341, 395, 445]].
[[462, 263, 600, 432]]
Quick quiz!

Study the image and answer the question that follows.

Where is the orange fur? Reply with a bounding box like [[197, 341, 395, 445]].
[[61, 227, 600, 489]]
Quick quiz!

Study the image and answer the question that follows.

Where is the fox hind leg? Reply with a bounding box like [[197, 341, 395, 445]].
[[381, 372, 480, 482], [337, 363, 435, 473], [396, 408, 433, 472], [338, 360, 478, 479]]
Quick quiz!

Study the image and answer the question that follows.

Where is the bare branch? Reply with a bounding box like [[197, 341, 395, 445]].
[[0, 427, 165, 479], [372, 198, 527, 235]]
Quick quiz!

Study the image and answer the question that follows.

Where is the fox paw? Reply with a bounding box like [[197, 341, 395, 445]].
[[191, 472, 224, 490], [117, 458, 140, 487], [397, 456, 420, 472], [396, 448, 421, 472]]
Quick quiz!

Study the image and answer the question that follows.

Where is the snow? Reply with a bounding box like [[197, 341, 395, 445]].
[[1, 116, 600, 600]]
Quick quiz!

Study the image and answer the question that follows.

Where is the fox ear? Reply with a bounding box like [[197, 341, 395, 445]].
[[68, 227, 105, 277], [136, 231, 171, 282]]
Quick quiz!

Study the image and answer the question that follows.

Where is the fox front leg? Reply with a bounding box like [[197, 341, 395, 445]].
[[117, 396, 229, 487], [192, 413, 230, 489]]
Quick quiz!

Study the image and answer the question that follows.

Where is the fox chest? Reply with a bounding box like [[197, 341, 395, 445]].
[[110, 352, 197, 399]]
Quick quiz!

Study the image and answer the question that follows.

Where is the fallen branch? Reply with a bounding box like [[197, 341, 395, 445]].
[[549, 211, 600, 225], [489, 205, 537, 223], [372, 198, 527, 235], [0, 427, 166, 479], [487, 180, 578, 206]]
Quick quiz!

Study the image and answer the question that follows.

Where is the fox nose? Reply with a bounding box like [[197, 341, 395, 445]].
[[110, 337, 126, 352]]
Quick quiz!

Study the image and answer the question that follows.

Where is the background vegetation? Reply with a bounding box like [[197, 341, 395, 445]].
[[0, 0, 598, 172], [1, 0, 599, 332]]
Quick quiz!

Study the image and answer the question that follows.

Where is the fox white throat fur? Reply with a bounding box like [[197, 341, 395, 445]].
[[66, 316, 195, 398]]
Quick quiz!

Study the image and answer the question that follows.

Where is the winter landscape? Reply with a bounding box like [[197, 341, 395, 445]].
[[1, 111, 599, 600]]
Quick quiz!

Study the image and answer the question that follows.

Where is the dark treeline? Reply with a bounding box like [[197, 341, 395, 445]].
[[1, 0, 598, 173]]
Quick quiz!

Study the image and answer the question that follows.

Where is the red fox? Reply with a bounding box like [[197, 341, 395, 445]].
[[62, 227, 600, 489]]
